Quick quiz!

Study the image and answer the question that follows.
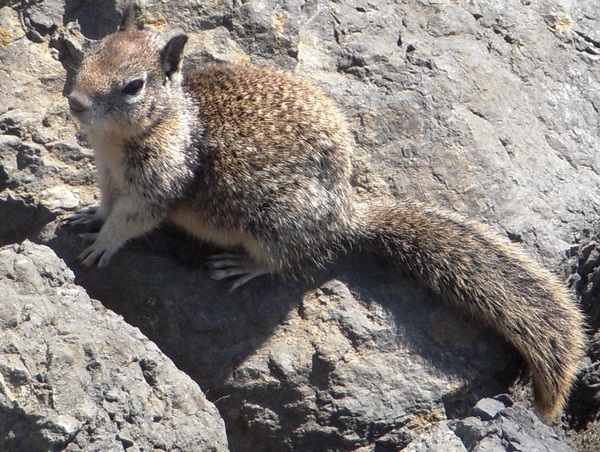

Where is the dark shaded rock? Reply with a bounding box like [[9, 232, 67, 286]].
[[563, 222, 600, 451], [567, 231, 600, 328], [0, 193, 56, 247]]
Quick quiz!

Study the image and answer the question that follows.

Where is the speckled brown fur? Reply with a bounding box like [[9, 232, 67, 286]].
[[65, 5, 586, 419]]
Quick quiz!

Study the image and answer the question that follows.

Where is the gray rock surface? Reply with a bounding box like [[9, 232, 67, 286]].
[[48, 231, 517, 450], [0, 241, 228, 451], [1, 0, 598, 450], [407, 396, 575, 451]]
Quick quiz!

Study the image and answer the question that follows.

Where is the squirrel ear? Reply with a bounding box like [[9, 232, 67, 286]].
[[119, 3, 136, 31], [161, 34, 188, 79]]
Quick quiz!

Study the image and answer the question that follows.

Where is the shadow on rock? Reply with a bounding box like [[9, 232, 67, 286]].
[[0, 195, 56, 247], [46, 219, 517, 451]]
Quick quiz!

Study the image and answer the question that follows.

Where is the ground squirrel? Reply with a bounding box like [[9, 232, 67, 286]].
[[65, 5, 586, 419]]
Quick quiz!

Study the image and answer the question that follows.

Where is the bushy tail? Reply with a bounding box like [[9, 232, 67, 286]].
[[354, 201, 586, 418]]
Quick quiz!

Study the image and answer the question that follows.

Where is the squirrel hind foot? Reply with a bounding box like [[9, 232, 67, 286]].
[[205, 252, 270, 291]]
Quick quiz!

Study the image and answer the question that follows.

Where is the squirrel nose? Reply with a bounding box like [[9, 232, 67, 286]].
[[68, 92, 91, 114]]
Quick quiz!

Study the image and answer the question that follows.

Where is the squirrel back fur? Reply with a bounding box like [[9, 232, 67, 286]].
[[65, 6, 586, 419]]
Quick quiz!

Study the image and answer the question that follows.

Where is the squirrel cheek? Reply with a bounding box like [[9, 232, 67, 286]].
[[70, 108, 91, 126]]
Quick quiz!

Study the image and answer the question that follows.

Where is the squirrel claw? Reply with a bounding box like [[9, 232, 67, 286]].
[[63, 206, 104, 232], [78, 241, 116, 268], [205, 253, 268, 290]]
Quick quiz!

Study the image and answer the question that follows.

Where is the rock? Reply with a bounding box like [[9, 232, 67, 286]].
[[0, 241, 228, 451], [0, 0, 599, 450], [465, 405, 574, 452], [0, 192, 55, 247], [0, 135, 20, 189], [453, 416, 485, 450], [567, 231, 600, 327], [39, 185, 80, 211], [563, 223, 600, 451], [405, 422, 467, 452], [45, 232, 515, 450], [469, 397, 507, 421], [409, 400, 574, 452]]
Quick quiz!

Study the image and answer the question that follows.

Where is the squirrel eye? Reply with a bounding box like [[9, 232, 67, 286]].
[[122, 78, 145, 95]]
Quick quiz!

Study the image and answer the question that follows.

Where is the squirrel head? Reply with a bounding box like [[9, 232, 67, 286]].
[[67, 5, 188, 139]]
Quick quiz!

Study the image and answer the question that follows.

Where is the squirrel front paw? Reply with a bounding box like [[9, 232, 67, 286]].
[[78, 234, 119, 268], [63, 206, 106, 232]]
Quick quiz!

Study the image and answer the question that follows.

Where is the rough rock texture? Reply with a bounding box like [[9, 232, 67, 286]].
[[0, 241, 228, 451], [1, 0, 599, 450], [564, 222, 600, 452], [406, 396, 575, 452]]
